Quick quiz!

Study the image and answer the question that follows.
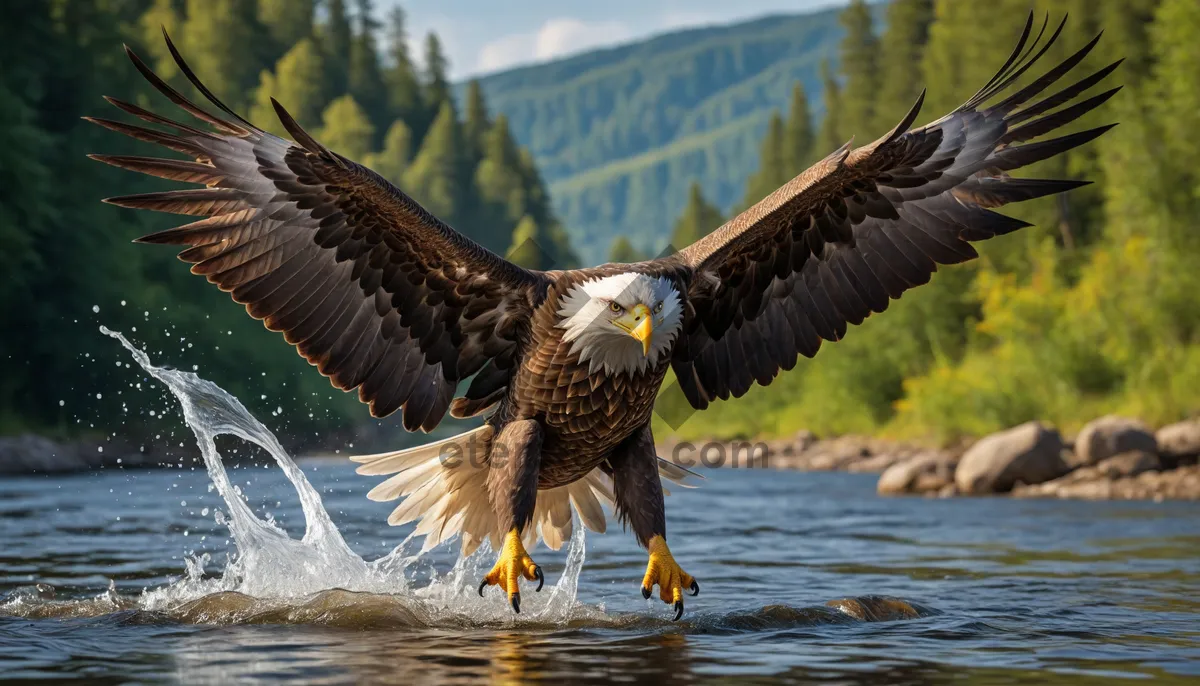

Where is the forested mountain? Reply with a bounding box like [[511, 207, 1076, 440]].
[[0, 0, 575, 446], [468, 7, 865, 262]]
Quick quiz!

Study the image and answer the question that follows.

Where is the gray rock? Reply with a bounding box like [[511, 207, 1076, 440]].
[[1155, 420, 1200, 468], [1095, 451, 1160, 479], [1075, 415, 1156, 466], [877, 453, 958, 495], [955, 421, 1068, 494], [1014, 464, 1200, 501]]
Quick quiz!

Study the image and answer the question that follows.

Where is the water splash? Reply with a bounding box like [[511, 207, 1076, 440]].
[[98, 326, 589, 624]]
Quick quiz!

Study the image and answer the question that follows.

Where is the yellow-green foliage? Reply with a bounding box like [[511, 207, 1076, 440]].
[[662, 0, 1200, 444]]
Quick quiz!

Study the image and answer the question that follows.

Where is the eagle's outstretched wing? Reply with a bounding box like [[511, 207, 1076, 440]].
[[89, 32, 546, 431], [667, 14, 1120, 410]]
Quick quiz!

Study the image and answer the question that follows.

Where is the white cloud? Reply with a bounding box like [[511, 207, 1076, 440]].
[[533, 18, 631, 60], [475, 17, 632, 74]]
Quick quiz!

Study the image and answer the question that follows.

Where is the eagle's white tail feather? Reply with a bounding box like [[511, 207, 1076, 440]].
[[350, 426, 699, 557]]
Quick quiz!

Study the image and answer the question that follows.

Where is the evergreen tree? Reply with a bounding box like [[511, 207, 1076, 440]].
[[182, 0, 269, 111], [673, 182, 724, 250], [742, 112, 787, 208], [348, 0, 389, 142], [319, 94, 374, 161], [423, 33, 452, 114], [139, 0, 184, 83], [383, 6, 425, 138], [815, 59, 844, 157], [782, 83, 815, 176], [258, 0, 315, 65], [321, 0, 353, 97], [475, 114, 527, 228], [506, 215, 556, 270], [837, 0, 882, 139], [249, 38, 329, 137], [403, 100, 467, 229], [364, 120, 413, 187], [462, 80, 491, 166], [609, 236, 645, 264], [872, 0, 933, 134]]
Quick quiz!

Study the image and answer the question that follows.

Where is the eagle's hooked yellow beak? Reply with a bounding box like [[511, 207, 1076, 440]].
[[615, 303, 654, 356]]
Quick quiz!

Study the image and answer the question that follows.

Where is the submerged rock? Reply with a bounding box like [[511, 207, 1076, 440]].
[[1074, 415, 1157, 466], [1014, 464, 1200, 501], [1155, 420, 1200, 468], [1095, 450, 1161, 479], [955, 421, 1068, 494], [877, 453, 958, 495]]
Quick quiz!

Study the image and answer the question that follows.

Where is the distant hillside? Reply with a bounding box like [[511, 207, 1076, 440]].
[[464, 9, 851, 264]]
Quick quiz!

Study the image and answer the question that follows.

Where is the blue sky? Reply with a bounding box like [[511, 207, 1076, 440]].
[[378, 0, 849, 79]]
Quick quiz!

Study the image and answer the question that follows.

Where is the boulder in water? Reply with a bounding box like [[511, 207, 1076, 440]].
[[1095, 451, 1161, 479], [1155, 420, 1200, 468], [955, 421, 1068, 494], [877, 453, 958, 495], [1075, 415, 1156, 466]]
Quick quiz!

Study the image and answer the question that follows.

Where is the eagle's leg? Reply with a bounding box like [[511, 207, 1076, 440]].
[[610, 423, 699, 620], [480, 419, 544, 613]]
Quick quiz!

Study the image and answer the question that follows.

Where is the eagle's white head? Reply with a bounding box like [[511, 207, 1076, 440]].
[[556, 272, 684, 376]]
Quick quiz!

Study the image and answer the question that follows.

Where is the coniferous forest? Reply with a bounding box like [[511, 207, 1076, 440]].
[[2, 0, 1198, 450], [0, 0, 575, 447]]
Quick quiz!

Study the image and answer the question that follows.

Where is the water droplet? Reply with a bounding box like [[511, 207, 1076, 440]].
[[92, 305, 100, 313]]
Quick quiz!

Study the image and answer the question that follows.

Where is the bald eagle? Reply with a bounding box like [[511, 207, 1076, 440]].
[[90, 15, 1117, 619]]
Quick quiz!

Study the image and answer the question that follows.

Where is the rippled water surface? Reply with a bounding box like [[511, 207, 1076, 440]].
[[1, 333, 1198, 683]]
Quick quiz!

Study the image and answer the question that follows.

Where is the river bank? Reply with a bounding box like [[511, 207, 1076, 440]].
[[671, 416, 1200, 501], [5, 415, 1198, 501]]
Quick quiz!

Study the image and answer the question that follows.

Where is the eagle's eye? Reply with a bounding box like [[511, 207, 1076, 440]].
[[608, 301, 624, 314], [653, 302, 663, 314]]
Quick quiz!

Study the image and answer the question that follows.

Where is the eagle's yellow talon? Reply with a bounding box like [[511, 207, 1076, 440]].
[[641, 535, 697, 620], [479, 529, 542, 613]]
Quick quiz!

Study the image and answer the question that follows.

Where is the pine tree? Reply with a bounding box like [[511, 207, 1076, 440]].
[[182, 0, 269, 111], [462, 80, 491, 166], [423, 33, 452, 114], [475, 114, 527, 228], [506, 215, 557, 270], [782, 83, 815, 176], [403, 100, 467, 228], [673, 182, 724, 250], [609, 236, 645, 264], [139, 0, 184, 83], [872, 0, 933, 134], [514, 148, 580, 267], [249, 38, 329, 137], [318, 94, 374, 161], [742, 112, 787, 208], [383, 6, 425, 137], [258, 0, 315, 65], [815, 59, 843, 157], [364, 120, 413, 186], [837, 0, 882, 139], [348, 0, 389, 142], [321, 0, 353, 97]]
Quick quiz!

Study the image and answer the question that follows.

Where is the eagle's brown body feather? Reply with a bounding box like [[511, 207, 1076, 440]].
[[499, 268, 684, 488]]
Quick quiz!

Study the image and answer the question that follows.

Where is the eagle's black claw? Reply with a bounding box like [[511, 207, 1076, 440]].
[[510, 592, 521, 613], [673, 600, 684, 621], [533, 565, 544, 592], [641, 586, 652, 600], [689, 579, 700, 596], [478, 579, 487, 597]]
